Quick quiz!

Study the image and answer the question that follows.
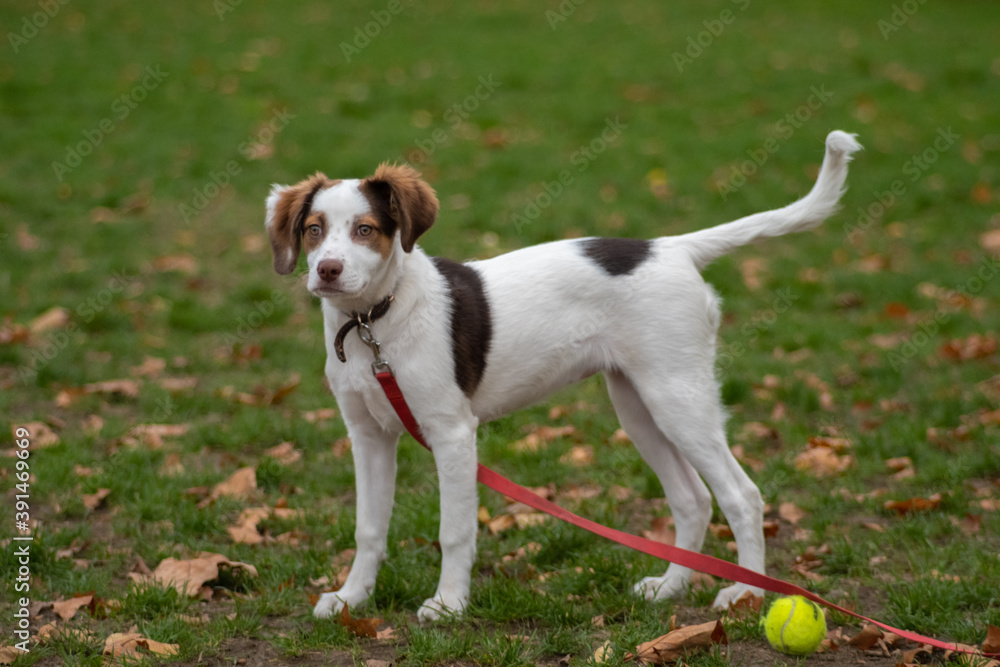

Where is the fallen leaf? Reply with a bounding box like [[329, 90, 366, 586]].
[[642, 516, 675, 546], [487, 514, 517, 535], [303, 408, 338, 423], [202, 466, 257, 506], [795, 447, 854, 477], [762, 520, 780, 537], [82, 379, 141, 399], [338, 605, 381, 638], [53, 593, 94, 620], [709, 523, 734, 539], [160, 453, 185, 476], [153, 254, 198, 274], [627, 620, 728, 664], [159, 376, 198, 393], [807, 435, 852, 452], [265, 441, 302, 465], [29, 306, 70, 334], [332, 437, 352, 458], [559, 445, 594, 466], [593, 640, 613, 664], [939, 334, 996, 362], [82, 488, 111, 511], [984, 624, 1000, 654], [131, 356, 166, 377], [726, 590, 763, 618], [120, 423, 189, 449], [131, 552, 257, 596], [12, 422, 60, 448], [884, 493, 942, 515], [778, 502, 806, 525], [103, 630, 179, 658], [0, 647, 22, 663], [740, 257, 767, 291], [981, 229, 1000, 254], [514, 513, 548, 529], [511, 425, 576, 452], [847, 624, 883, 651], [36, 621, 98, 643]]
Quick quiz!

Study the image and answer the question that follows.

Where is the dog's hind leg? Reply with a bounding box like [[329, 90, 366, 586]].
[[623, 366, 766, 610], [606, 370, 714, 601]]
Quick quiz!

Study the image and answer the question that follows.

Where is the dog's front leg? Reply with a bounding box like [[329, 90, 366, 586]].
[[417, 420, 479, 622], [314, 418, 399, 619]]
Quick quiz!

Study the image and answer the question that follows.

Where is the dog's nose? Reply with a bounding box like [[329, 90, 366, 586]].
[[317, 259, 344, 282]]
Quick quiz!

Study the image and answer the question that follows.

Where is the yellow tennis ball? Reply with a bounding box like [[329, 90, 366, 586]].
[[763, 595, 827, 655]]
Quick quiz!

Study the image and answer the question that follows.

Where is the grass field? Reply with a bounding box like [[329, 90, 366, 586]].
[[2, 0, 999, 664]]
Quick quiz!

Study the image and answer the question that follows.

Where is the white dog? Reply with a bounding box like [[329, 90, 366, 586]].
[[265, 131, 861, 621]]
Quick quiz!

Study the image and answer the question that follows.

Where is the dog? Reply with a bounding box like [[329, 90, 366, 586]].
[[264, 130, 861, 621]]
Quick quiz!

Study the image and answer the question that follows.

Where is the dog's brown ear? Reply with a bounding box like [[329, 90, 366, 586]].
[[265, 173, 330, 274], [360, 163, 439, 253]]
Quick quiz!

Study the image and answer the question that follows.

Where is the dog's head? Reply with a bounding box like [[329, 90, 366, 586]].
[[265, 163, 439, 303]]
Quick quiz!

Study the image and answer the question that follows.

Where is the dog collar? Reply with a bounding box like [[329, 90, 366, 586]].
[[333, 294, 394, 363]]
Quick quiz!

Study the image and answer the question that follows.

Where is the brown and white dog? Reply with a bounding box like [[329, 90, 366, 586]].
[[265, 131, 861, 621]]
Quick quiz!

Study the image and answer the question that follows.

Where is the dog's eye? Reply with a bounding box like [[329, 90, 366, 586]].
[[357, 224, 374, 237], [307, 224, 322, 237]]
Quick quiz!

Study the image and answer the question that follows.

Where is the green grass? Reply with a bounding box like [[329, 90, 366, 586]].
[[2, 0, 999, 665]]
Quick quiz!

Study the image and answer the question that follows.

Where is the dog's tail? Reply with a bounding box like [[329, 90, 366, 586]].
[[678, 131, 862, 270]]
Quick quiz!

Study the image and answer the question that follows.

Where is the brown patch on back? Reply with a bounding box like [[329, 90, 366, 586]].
[[359, 163, 439, 253], [267, 173, 339, 274]]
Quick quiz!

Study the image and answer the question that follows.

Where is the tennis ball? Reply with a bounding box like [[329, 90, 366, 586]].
[[763, 595, 827, 656]]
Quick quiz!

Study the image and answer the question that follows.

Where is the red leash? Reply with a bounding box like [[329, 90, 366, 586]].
[[375, 369, 987, 655]]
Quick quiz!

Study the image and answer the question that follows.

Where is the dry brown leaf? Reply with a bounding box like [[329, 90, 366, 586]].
[[560, 445, 594, 466], [303, 408, 338, 423], [0, 646, 24, 662], [709, 523, 734, 539], [740, 257, 767, 291], [153, 254, 198, 274], [627, 620, 728, 664], [847, 624, 883, 650], [82, 488, 111, 511], [132, 552, 257, 596], [120, 423, 189, 449], [36, 621, 98, 644], [159, 376, 199, 393], [778, 502, 806, 525], [983, 624, 1000, 654], [265, 441, 302, 464], [511, 425, 576, 452], [53, 593, 94, 620], [82, 378, 141, 399], [726, 590, 764, 618], [939, 334, 997, 362], [160, 453, 185, 476], [338, 605, 381, 638], [762, 520, 780, 537], [29, 306, 70, 334], [642, 516, 675, 546], [207, 467, 257, 503], [131, 356, 166, 377], [514, 513, 548, 529], [12, 422, 60, 448], [807, 435, 852, 452], [981, 229, 1000, 254], [884, 493, 942, 515], [487, 514, 517, 535], [795, 447, 854, 477], [332, 437, 352, 458], [103, 630, 179, 658]]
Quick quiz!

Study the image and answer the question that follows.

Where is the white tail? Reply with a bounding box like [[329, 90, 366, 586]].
[[679, 131, 862, 269]]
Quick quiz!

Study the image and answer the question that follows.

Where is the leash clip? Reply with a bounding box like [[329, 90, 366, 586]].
[[357, 321, 393, 377]]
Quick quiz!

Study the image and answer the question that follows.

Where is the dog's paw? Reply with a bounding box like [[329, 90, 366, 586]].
[[312, 592, 346, 619], [711, 583, 764, 611], [417, 593, 468, 622], [633, 574, 689, 601]]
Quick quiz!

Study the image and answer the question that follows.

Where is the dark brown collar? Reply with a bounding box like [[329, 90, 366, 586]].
[[333, 294, 394, 363]]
